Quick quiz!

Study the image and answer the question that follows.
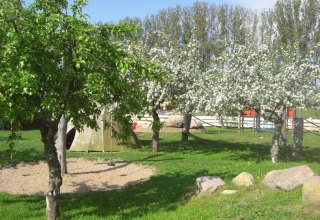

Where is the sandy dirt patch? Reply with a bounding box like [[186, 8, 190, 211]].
[[0, 158, 154, 195]]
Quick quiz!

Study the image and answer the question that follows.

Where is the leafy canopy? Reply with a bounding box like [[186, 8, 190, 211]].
[[0, 0, 160, 136]]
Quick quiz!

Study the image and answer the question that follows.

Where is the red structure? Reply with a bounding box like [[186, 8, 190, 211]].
[[239, 105, 296, 132], [131, 122, 137, 131], [240, 106, 295, 118], [287, 108, 296, 118], [241, 105, 257, 117]]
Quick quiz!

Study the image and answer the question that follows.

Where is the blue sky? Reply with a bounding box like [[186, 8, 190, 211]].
[[25, 0, 278, 24]]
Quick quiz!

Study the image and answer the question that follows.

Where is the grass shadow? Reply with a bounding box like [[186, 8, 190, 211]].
[[0, 147, 45, 165], [140, 129, 320, 164], [60, 169, 227, 219]]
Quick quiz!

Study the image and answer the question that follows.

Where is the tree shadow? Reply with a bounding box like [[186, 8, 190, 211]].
[[0, 147, 45, 165], [159, 137, 271, 164], [60, 169, 227, 219], [276, 145, 320, 164], [140, 131, 320, 164]]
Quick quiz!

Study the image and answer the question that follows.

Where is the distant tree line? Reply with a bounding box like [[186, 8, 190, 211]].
[[119, 0, 320, 65]]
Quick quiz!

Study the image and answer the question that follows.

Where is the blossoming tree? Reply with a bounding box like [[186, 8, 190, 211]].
[[190, 43, 320, 163], [122, 32, 203, 151]]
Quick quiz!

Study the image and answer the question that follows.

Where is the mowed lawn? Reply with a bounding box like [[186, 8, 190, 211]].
[[1, 127, 320, 219]]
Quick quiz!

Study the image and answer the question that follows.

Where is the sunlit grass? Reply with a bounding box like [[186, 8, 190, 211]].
[[1, 127, 320, 219]]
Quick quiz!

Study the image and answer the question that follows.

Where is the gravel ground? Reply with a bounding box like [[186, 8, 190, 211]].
[[0, 158, 154, 195]]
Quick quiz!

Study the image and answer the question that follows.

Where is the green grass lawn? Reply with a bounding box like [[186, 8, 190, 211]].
[[1, 127, 320, 219], [297, 108, 320, 119]]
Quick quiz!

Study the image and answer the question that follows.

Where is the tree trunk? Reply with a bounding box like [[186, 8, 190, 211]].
[[152, 108, 160, 152], [40, 121, 62, 220], [292, 117, 304, 158], [55, 114, 68, 175], [131, 131, 141, 148], [181, 113, 192, 142], [280, 108, 287, 146], [218, 113, 225, 128], [238, 111, 241, 130], [255, 114, 261, 132], [271, 119, 283, 163]]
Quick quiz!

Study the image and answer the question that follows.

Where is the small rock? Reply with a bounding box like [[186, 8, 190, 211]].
[[232, 172, 255, 187], [263, 165, 316, 191], [221, 190, 237, 195], [195, 176, 225, 195], [303, 176, 320, 205]]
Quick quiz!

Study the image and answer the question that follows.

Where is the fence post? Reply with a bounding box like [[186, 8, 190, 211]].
[[292, 117, 303, 158]]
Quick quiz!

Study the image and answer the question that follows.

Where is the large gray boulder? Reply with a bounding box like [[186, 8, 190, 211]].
[[232, 172, 255, 187], [164, 115, 203, 129], [190, 118, 203, 129], [263, 165, 316, 191], [164, 115, 184, 128], [195, 176, 225, 195], [303, 176, 320, 205]]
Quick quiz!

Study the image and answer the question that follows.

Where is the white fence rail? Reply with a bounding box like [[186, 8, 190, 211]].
[[137, 115, 320, 132]]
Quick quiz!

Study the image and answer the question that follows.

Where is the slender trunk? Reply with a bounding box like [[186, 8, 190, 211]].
[[152, 108, 160, 152], [238, 111, 241, 130], [255, 114, 261, 132], [218, 113, 225, 128], [292, 117, 304, 158], [40, 121, 62, 220], [271, 119, 283, 163], [55, 114, 68, 175], [131, 131, 141, 148], [181, 113, 192, 142], [280, 108, 287, 146]]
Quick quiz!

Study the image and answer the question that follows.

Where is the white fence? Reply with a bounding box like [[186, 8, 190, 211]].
[[137, 115, 320, 132]]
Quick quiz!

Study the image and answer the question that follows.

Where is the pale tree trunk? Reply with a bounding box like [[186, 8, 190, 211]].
[[152, 108, 160, 152], [271, 119, 283, 163], [238, 111, 241, 130], [55, 114, 68, 175], [40, 120, 62, 220], [181, 113, 192, 142], [218, 113, 225, 128], [292, 117, 304, 158], [280, 108, 287, 146]]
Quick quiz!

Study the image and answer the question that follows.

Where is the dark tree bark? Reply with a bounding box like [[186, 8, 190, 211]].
[[181, 113, 192, 142], [40, 120, 62, 220], [152, 107, 160, 152], [55, 114, 68, 175], [131, 131, 141, 148]]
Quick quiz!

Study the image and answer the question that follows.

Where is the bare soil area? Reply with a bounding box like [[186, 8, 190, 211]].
[[0, 158, 154, 195]]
